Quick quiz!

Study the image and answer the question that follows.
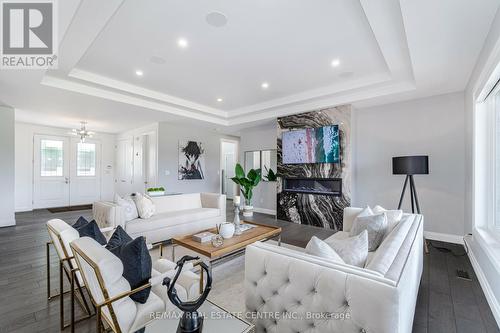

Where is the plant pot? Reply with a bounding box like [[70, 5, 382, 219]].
[[219, 223, 235, 239], [243, 205, 254, 217], [147, 191, 165, 197]]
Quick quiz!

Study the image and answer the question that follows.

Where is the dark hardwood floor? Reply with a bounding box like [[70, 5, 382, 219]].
[[0, 205, 498, 332]]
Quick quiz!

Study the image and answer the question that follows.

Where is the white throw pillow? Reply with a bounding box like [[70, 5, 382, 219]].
[[114, 194, 139, 222], [133, 193, 156, 219], [357, 206, 374, 218], [350, 213, 388, 251], [305, 236, 345, 263], [325, 230, 369, 267], [372, 205, 403, 234]]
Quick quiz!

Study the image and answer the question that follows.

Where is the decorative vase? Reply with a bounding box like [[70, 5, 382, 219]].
[[219, 223, 235, 239], [243, 205, 254, 217]]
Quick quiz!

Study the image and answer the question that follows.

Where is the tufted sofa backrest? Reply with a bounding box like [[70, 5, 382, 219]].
[[245, 213, 424, 333]]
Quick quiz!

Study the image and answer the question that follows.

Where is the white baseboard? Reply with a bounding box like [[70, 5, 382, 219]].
[[15, 206, 32, 213], [424, 231, 464, 244], [252, 207, 276, 215], [465, 237, 500, 327]]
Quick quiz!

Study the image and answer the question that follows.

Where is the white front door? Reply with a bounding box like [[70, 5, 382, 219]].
[[69, 138, 101, 205], [34, 135, 70, 208]]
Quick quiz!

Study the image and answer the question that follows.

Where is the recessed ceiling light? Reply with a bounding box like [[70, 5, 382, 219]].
[[135, 70, 144, 76], [177, 38, 189, 48], [261, 82, 269, 89], [331, 59, 341, 67], [206, 12, 228, 27], [150, 56, 166, 65], [217, 98, 223, 102]]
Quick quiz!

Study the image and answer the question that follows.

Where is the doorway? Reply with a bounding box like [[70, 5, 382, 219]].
[[33, 135, 101, 209], [220, 139, 238, 199]]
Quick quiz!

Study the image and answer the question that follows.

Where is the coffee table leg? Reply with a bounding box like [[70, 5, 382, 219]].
[[199, 267, 204, 294], [278, 235, 282, 246], [171, 244, 176, 262]]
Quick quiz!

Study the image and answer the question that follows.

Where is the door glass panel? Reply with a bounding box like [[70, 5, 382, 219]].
[[41, 140, 64, 177], [77, 143, 96, 176]]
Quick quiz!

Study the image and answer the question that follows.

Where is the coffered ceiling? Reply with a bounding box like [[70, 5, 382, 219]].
[[0, 0, 498, 133]]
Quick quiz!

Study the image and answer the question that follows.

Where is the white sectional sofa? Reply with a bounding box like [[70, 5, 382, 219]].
[[245, 207, 423, 333], [93, 193, 226, 244]]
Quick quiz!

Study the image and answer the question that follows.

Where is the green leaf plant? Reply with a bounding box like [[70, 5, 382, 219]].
[[231, 163, 261, 206]]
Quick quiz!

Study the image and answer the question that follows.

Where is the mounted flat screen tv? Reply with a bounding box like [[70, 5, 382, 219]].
[[282, 125, 340, 164]]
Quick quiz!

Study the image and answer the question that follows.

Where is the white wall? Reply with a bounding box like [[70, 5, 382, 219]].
[[353, 92, 466, 238], [0, 106, 15, 227], [156, 122, 238, 194], [15, 122, 116, 211], [239, 124, 277, 214]]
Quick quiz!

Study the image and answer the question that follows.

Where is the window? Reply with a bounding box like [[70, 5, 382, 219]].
[[77, 143, 96, 176], [40, 140, 64, 176]]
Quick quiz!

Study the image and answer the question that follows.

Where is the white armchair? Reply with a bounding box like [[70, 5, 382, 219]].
[[46, 219, 93, 330], [70, 237, 200, 333]]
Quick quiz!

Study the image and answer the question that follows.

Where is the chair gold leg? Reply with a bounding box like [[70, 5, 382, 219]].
[[96, 306, 102, 333], [46, 242, 51, 300], [59, 261, 64, 331], [71, 270, 75, 333]]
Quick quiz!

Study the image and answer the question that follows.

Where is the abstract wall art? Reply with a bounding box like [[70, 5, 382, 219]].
[[178, 140, 205, 180]]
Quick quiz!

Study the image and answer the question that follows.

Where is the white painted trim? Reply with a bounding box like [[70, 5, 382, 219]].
[[253, 207, 276, 215], [424, 231, 464, 245], [0, 219, 16, 227], [15, 206, 32, 213], [465, 237, 500, 327]]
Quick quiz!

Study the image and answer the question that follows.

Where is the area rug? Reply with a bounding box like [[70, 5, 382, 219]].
[[154, 240, 296, 314]]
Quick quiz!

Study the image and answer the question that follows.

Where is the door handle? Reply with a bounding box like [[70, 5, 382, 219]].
[[64, 177, 69, 184]]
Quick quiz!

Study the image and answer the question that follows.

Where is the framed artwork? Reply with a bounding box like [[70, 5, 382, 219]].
[[178, 140, 205, 180]]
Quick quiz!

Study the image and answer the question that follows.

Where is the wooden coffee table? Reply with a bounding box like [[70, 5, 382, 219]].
[[171, 221, 282, 271]]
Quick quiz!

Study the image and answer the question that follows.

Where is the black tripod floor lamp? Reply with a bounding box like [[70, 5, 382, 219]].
[[393, 155, 429, 253]]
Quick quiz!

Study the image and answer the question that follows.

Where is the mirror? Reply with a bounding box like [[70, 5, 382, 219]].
[[244, 151, 261, 173], [244, 149, 277, 182]]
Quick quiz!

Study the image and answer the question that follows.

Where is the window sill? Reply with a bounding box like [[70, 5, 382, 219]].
[[473, 227, 500, 272]]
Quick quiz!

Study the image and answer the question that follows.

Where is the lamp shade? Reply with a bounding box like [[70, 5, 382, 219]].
[[392, 156, 429, 175]]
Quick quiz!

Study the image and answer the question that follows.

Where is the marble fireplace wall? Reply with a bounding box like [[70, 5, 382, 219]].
[[277, 105, 351, 230]]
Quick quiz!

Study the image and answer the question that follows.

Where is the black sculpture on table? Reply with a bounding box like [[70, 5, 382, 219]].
[[163, 255, 212, 333]]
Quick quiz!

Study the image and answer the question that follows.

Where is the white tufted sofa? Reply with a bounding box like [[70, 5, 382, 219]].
[[245, 208, 423, 333]]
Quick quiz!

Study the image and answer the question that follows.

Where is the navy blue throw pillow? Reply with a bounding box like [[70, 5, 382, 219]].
[[109, 236, 152, 304], [106, 226, 132, 250], [73, 216, 89, 229], [76, 220, 107, 246]]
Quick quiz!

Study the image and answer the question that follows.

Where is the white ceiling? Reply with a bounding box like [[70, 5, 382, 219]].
[[0, 0, 499, 133]]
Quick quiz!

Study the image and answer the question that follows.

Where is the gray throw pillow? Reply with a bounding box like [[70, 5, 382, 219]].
[[325, 230, 369, 267], [349, 213, 387, 251], [305, 236, 345, 263]]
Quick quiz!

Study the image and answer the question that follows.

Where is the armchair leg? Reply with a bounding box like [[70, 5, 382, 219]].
[[46, 242, 51, 300], [59, 261, 64, 331], [96, 306, 102, 333], [71, 270, 75, 333]]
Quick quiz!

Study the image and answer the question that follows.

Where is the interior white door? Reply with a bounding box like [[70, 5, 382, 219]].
[[69, 138, 101, 205], [33, 135, 70, 208], [224, 152, 236, 199], [115, 137, 134, 195]]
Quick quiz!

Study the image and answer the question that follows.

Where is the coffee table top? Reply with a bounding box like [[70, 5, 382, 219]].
[[145, 299, 253, 332], [172, 221, 281, 259]]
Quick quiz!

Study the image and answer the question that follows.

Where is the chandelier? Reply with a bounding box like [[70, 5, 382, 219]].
[[70, 122, 95, 143]]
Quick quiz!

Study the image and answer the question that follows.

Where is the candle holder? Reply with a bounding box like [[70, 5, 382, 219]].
[[233, 204, 242, 235]]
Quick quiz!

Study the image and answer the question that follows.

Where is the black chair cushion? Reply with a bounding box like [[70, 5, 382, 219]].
[[106, 226, 132, 250], [109, 236, 152, 304], [76, 220, 107, 246]]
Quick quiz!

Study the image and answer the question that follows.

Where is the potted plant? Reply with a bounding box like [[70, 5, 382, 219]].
[[147, 187, 166, 197], [231, 163, 261, 217], [263, 166, 277, 182]]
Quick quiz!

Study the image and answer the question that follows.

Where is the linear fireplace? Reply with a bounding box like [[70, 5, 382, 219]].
[[283, 178, 342, 196]]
